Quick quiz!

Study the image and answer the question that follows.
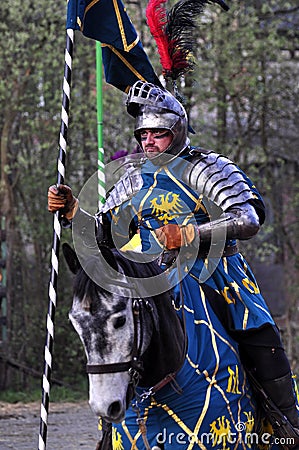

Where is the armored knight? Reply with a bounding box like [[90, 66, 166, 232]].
[[48, 81, 299, 449]]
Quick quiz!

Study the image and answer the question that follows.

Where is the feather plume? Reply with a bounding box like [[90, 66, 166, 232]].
[[146, 0, 172, 73], [146, 0, 229, 81]]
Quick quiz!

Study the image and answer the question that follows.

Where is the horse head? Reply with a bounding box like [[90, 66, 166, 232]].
[[63, 243, 185, 423]]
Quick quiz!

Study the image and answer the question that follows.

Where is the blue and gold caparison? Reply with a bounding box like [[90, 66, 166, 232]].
[[107, 154, 281, 450]]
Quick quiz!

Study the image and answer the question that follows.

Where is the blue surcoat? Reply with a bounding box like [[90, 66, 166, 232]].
[[105, 154, 283, 450]]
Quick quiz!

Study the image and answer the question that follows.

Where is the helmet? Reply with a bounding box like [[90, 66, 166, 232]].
[[126, 81, 190, 158]]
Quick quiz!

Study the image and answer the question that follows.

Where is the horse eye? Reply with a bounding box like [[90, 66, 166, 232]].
[[113, 316, 126, 329]]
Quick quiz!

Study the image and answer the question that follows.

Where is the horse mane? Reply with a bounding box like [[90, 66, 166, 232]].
[[73, 248, 171, 303], [73, 260, 98, 302]]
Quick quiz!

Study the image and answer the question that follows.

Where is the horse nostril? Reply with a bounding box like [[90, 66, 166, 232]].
[[107, 400, 122, 419]]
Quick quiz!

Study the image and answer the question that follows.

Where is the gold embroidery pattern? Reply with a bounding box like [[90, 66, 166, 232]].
[[242, 277, 260, 294], [244, 411, 255, 448], [209, 415, 232, 449], [222, 286, 236, 305], [227, 365, 241, 394], [112, 426, 125, 450]]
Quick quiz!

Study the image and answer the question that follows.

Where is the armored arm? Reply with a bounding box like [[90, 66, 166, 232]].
[[196, 203, 260, 245], [183, 149, 265, 246]]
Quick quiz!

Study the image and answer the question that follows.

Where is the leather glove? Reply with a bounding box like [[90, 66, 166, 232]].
[[155, 223, 196, 250], [48, 184, 79, 220]]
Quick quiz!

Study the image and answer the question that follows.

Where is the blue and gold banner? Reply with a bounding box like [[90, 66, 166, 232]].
[[66, 0, 161, 92], [66, 0, 86, 29]]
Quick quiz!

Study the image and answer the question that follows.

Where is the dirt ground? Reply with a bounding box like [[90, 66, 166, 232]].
[[0, 401, 100, 450]]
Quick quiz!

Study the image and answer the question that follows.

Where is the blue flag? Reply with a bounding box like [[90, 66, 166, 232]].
[[66, 0, 86, 30], [66, 0, 161, 92]]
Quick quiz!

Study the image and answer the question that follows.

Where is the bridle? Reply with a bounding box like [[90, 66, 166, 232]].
[[86, 255, 188, 393], [85, 260, 187, 450], [86, 297, 154, 389]]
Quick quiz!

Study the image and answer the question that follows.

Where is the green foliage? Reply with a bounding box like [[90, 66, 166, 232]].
[[0, 387, 42, 404], [0, 383, 88, 403]]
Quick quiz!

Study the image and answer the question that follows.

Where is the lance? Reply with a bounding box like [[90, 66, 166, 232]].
[[38, 28, 74, 450]]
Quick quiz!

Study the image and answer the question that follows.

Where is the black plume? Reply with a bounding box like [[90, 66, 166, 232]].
[[165, 0, 229, 80]]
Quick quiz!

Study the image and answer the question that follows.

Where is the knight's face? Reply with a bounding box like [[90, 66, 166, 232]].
[[139, 129, 173, 159]]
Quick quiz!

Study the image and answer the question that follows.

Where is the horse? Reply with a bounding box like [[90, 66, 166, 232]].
[[63, 243, 285, 450], [63, 243, 186, 425]]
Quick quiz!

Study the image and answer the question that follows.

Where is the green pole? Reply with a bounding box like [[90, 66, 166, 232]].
[[95, 41, 109, 446], [96, 41, 105, 207]]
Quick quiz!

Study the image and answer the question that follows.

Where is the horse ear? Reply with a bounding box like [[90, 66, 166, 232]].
[[98, 245, 118, 273], [62, 243, 81, 274]]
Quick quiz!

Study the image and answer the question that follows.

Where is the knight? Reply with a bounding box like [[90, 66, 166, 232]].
[[48, 80, 299, 449]]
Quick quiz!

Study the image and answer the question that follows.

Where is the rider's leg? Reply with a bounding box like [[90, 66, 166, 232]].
[[238, 324, 299, 430]]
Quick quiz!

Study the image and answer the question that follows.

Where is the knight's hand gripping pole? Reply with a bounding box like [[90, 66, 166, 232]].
[[48, 184, 79, 220]]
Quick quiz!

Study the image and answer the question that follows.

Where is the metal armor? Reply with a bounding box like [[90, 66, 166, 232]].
[[77, 149, 264, 250], [181, 148, 264, 244], [99, 163, 143, 214], [126, 81, 190, 158]]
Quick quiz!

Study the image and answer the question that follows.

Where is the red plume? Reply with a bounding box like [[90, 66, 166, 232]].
[[146, 0, 229, 81], [146, 0, 173, 75]]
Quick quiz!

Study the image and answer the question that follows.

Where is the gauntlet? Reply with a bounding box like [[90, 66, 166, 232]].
[[48, 184, 79, 220], [155, 223, 195, 250]]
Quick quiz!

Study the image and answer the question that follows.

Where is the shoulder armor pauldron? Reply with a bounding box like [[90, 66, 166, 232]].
[[183, 150, 256, 211], [100, 164, 143, 213]]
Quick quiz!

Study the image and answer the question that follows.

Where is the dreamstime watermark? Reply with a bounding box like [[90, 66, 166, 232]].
[[154, 425, 297, 447], [72, 153, 227, 296]]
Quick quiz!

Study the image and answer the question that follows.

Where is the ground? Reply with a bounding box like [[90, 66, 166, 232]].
[[0, 401, 100, 449]]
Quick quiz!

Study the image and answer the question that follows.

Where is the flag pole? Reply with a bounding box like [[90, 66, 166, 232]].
[[38, 28, 74, 450], [95, 39, 113, 450], [96, 41, 106, 207]]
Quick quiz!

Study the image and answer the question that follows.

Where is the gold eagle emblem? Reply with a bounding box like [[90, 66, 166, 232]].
[[112, 427, 124, 450], [150, 192, 183, 225]]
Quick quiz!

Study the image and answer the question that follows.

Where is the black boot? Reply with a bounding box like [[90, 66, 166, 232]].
[[261, 373, 299, 427], [260, 373, 299, 449]]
